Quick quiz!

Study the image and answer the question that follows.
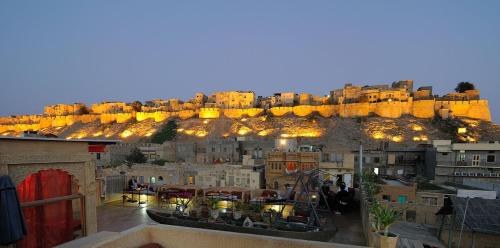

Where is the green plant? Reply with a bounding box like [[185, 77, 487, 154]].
[[208, 197, 219, 210], [126, 148, 147, 164], [233, 201, 242, 211], [263, 208, 277, 224], [249, 203, 262, 213], [151, 120, 177, 144], [131, 101, 143, 112], [370, 201, 401, 236], [152, 159, 167, 166], [455, 82, 475, 93], [106, 159, 123, 168], [361, 171, 381, 198]]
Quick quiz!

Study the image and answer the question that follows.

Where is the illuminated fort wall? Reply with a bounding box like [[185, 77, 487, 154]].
[[0, 99, 492, 134]]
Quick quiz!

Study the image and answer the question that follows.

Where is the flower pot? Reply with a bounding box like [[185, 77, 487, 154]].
[[210, 209, 219, 219], [233, 210, 242, 220], [373, 231, 398, 248]]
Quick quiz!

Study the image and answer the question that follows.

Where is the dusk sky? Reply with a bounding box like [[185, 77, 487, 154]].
[[1, 1, 500, 122]]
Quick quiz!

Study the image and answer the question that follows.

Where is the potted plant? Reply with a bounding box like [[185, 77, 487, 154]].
[[370, 201, 400, 248], [233, 201, 243, 220], [208, 197, 220, 220], [247, 203, 262, 221], [262, 208, 278, 225], [362, 171, 381, 201]]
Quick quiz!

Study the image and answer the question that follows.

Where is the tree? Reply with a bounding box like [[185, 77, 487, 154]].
[[126, 147, 147, 164], [131, 101, 143, 112], [151, 120, 177, 144], [77, 107, 90, 115], [455, 82, 475, 93]]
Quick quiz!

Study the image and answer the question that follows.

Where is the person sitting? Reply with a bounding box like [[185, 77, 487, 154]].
[[128, 177, 138, 191], [333, 183, 349, 215]]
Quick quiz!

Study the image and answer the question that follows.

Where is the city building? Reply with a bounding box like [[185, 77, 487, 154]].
[[431, 140, 500, 190], [193, 164, 263, 189], [353, 146, 427, 178], [319, 150, 355, 188], [211, 91, 256, 109], [266, 151, 320, 190]]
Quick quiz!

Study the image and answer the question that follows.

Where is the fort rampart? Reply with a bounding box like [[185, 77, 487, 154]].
[[0, 99, 492, 133]]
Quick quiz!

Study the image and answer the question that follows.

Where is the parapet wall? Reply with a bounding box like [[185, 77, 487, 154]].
[[435, 99, 491, 121], [0, 99, 492, 133]]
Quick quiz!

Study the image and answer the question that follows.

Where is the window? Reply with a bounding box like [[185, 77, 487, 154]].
[[422, 196, 438, 206], [211, 147, 215, 152], [397, 195, 408, 204], [472, 155, 480, 166], [96, 153, 101, 160], [374, 157, 380, 163], [457, 153, 466, 162], [150, 176, 156, 184], [406, 210, 416, 222], [382, 195, 391, 201], [487, 155, 495, 163]]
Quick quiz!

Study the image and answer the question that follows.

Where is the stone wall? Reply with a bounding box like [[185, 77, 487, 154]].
[[58, 224, 359, 248], [435, 100, 491, 121], [0, 99, 493, 134], [412, 100, 435, 118]]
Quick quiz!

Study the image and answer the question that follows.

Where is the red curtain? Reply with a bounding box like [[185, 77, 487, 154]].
[[16, 169, 76, 248]]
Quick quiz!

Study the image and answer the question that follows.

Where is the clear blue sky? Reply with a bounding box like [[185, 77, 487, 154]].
[[1, 1, 500, 122]]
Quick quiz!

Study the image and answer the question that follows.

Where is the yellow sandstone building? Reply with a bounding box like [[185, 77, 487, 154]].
[[0, 83, 493, 136]]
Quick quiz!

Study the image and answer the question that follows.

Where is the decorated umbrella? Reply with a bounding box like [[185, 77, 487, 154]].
[[0, 175, 27, 245]]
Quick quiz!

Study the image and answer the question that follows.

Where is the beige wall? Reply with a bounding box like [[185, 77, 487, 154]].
[[58, 224, 365, 248], [0, 138, 98, 235]]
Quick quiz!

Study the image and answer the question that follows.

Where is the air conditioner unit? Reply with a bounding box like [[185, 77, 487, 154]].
[[461, 172, 468, 176], [454, 172, 461, 176], [468, 172, 476, 177]]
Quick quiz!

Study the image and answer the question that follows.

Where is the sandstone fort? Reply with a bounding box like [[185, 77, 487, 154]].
[[0, 80, 493, 141]]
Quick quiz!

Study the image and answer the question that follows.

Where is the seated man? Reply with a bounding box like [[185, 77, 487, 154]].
[[128, 176, 138, 190], [333, 183, 350, 215]]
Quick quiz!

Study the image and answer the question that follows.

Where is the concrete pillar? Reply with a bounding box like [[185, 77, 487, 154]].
[[84, 161, 97, 235]]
